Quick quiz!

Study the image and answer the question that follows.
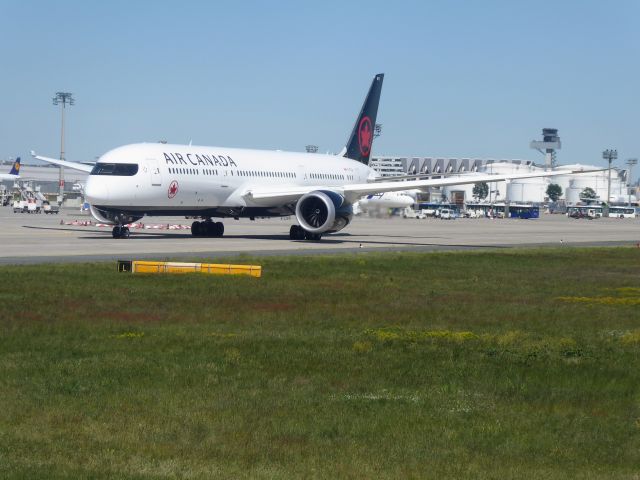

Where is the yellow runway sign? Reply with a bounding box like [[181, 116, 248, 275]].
[[117, 260, 261, 277]]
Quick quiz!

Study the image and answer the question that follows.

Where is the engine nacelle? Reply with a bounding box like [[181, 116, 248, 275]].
[[295, 190, 353, 234], [90, 206, 143, 225]]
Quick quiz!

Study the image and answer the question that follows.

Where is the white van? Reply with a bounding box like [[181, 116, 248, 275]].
[[440, 208, 455, 220], [403, 207, 426, 219]]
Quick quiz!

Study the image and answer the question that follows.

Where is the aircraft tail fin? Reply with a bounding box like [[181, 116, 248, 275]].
[[9, 157, 21, 176], [343, 73, 384, 165]]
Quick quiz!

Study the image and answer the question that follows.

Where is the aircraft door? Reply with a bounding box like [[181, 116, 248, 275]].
[[147, 159, 162, 186], [296, 164, 307, 184]]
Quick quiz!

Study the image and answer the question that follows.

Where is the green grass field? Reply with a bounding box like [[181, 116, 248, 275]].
[[1, 248, 639, 479]]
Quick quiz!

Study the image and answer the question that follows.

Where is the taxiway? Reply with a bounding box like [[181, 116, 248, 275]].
[[0, 208, 638, 264]]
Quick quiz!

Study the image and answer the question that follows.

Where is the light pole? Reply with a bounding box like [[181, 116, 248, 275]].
[[53, 92, 75, 201], [626, 158, 638, 206], [602, 149, 617, 216]]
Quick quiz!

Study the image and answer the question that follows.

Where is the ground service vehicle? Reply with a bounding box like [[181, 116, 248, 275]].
[[440, 208, 455, 220], [609, 206, 636, 218], [43, 201, 60, 214], [403, 207, 426, 219]]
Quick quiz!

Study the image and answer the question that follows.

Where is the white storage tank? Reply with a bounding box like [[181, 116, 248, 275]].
[[442, 172, 483, 202], [551, 164, 626, 204], [507, 176, 547, 203], [552, 164, 596, 204], [483, 162, 539, 202], [566, 177, 597, 204]]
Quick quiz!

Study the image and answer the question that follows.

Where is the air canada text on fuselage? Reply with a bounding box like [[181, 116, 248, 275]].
[[163, 152, 238, 167]]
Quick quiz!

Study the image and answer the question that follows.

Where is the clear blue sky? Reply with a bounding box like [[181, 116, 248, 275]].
[[1, 0, 638, 177]]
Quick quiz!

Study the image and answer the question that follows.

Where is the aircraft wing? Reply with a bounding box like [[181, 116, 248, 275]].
[[30, 151, 94, 173], [245, 169, 603, 206], [243, 185, 330, 206], [342, 170, 595, 198]]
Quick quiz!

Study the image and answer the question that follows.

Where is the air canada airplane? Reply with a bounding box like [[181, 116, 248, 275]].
[[0, 157, 21, 180], [33, 74, 596, 240]]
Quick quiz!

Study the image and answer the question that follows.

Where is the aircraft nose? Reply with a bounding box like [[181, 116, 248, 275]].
[[85, 177, 109, 203]]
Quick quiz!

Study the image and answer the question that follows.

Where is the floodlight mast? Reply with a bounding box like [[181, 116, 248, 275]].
[[602, 149, 617, 215], [626, 158, 638, 207], [52, 92, 75, 200]]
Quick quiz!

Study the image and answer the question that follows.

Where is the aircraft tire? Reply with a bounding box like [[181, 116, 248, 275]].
[[304, 231, 322, 241], [112, 226, 121, 238], [214, 222, 224, 237], [204, 222, 216, 237], [191, 221, 202, 237], [289, 225, 306, 240]]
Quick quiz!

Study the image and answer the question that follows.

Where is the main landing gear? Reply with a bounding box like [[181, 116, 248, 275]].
[[112, 225, 130, 239], [289, 225, 322, 241], [191, 220, 224, 237]]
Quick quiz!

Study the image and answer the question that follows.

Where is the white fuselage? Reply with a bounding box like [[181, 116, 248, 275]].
[[86, 143, 374, 216], [0, 174, 19, 181]]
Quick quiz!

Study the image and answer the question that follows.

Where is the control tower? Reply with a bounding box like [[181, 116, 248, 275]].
[[530, 128, 561, 169]]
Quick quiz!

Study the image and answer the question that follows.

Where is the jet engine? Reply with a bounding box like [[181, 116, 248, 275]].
[[295, 190, 353, 234], [90, 206, 143, 225]]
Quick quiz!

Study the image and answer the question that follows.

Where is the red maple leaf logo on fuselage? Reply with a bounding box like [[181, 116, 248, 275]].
[[168, 181, 178, 199]]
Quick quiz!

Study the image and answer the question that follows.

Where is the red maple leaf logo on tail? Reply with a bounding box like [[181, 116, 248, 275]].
[[358, 116, 372, 156]]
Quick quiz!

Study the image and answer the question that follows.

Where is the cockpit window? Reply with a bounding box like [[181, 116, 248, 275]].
[[90, 163, 138, 176]]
